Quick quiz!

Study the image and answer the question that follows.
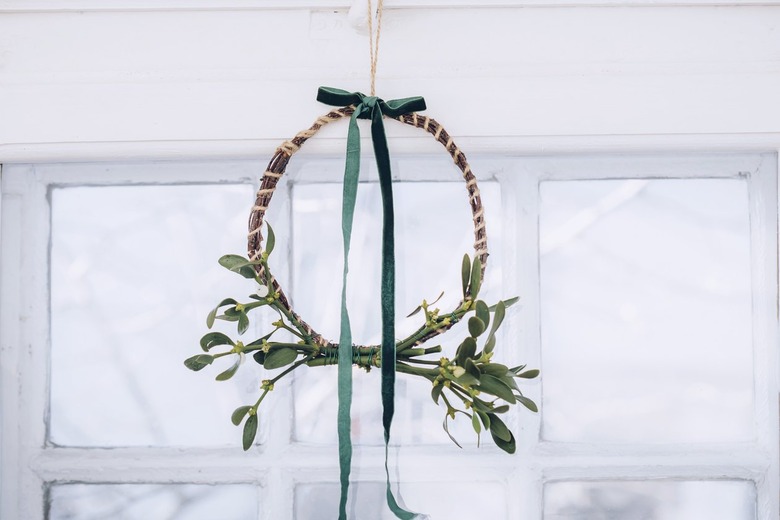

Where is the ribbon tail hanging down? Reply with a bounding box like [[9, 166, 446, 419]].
[[369, 105, 416, 520], [336, 106, 362, 520], [318, 86, 425, 520]]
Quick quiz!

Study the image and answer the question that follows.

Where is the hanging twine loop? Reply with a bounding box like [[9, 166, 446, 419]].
[[367, 0, 384, 96]]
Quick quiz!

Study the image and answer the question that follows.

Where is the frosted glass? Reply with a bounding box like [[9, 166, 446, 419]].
[[540, 179, 754, 443], [296, 481, 505, 519], [50, 184, 260, 447], [49, 484, 259, 520], [291, 180, 505, 446], [544, 480, 756, 520]]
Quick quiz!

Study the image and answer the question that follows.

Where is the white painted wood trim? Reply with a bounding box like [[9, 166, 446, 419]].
[[747, 156, 780, 520], [4, 134, 780, 165], [1, 0, 778, 12], [0, 166, 28, 520], [507, 170, 544, 520], [30, 446, 516, 483], [20, 173, 49, 520], [509, 152, 779, 518], [30, 160, 262, 186], [0, 165, 48, 520], [0, 162, 265, 518], [29, 444, 770, 483]]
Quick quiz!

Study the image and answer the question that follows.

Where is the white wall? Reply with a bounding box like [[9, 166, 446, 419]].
[[1, 2, 780, 161]]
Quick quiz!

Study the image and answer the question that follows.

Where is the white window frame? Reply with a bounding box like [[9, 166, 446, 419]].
[[504, 153, 779, 519], [0, 152, 777, 519]]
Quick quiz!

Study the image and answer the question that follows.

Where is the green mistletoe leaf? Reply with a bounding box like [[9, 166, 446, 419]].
[[490, 428, 516, 454], [218, 254, 259, 279], [517, 395, 538, 413], [219, 254, 249, 269], [454, 371, 480, 387], [431, 384, 443, 405], [469, 256, 482, 298], [476, 374, 516, 404], [216, 353, 244, 381], [231, 405, 252, 426], [471, 397, 492, 413], [516, 369, 540, 379], [443, 415, 463, 449], [464, 358, 481, 380], [207, 298, 238, 329], [477, 410, 490, 430], [237, 312, 250, 335], [475, 300, 490, 330], [265, 222, 276, 256], [491, 404, 510, 414], [242, 414, 258, 451], [200, 332, 234, 352], [471, 412, 482, 435], [481, 363, 509, 377], [468, 316, 486, 338], [486, 300, 506, 344], [488, 297, 519, 312], [456, 337, 477, 367], [263, 348, 298, 370], [406, 304, 423, 318], [461, 254, 471, 298], [484, 334, 497, 354], [184, 354, 214, 371], [487, 413, 511, 442], [499, 373, 520, 392]]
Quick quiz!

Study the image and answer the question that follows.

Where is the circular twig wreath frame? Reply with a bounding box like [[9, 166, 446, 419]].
[[246, 106, 488, 349], [185, 104, 538, 455]]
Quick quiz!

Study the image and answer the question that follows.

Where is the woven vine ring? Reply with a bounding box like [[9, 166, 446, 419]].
[[246, 107, 488, 349]]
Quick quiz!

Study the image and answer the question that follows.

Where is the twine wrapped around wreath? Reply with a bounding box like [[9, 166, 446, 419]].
[[184, 99, 538, 460], [247, 106, 488, 351]]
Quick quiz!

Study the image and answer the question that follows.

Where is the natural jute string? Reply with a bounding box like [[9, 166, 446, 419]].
[[367, 0, 384, 96]]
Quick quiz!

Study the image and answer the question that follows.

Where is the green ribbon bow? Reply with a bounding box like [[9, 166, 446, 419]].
[[317, 86, 426, 520]]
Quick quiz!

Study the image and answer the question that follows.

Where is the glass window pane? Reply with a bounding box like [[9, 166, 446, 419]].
[[296, 481, 506, 519], [51, 184, 259, 447], [544, 480, 756, 519], [539, 179, 754, 443], [49, 484, 259, 520], [291, 178, 503, 445]]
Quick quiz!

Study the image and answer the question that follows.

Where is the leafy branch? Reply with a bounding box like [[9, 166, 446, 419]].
[[184, 222, 539, 452]]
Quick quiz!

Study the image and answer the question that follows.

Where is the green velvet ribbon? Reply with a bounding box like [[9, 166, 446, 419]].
[[317, 86, 426, 520]]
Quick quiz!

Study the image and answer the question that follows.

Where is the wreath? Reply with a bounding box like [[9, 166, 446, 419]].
[[184, 87, 539, 517]]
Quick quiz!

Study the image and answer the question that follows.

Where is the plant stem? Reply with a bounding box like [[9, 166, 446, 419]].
[[260, 262, 473, 358], [253, 389, 270, 409], [252, 354, 316, 410], [270, 354, 315, 384], [398, 345, 442, 358], [396, 304, 470, 353], [270, 301, 311, 340], [440, 392, 457, 413], [276, 322, 305, 340], [240, 343, 315, 356], [395, 362, 438, 380], [399, 357, 440, 366], [448, 384, 473, 406]]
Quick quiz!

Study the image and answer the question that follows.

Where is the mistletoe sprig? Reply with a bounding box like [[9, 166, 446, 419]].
[[184, 223, 539, 453]]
